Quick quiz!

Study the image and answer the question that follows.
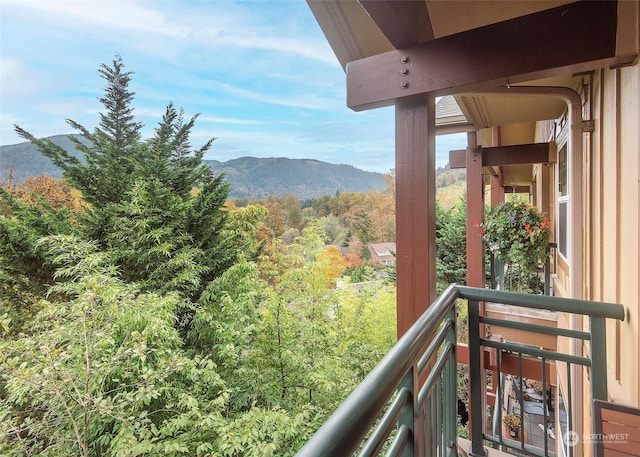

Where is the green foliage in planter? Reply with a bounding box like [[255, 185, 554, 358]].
[[482, 201, 551, 273]]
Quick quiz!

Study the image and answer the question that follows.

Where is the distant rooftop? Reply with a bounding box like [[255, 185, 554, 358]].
[[436, 96, 470, 132]]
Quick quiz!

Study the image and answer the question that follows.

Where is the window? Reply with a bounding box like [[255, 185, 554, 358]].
[[558, 145, 568, 197], [557, 145, 569, 260]]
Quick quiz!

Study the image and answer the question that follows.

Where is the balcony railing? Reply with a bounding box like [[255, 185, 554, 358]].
[[296, 284, 625, 457], [488, 243, 557, 295]]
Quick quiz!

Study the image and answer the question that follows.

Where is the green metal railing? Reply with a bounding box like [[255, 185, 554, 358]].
[[296, 285, 625, 457], [463, 286, 624, 457], [488, 243, 557, 295]]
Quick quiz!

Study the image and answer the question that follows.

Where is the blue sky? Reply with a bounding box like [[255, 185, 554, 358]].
[[0, 0, 465, 173]]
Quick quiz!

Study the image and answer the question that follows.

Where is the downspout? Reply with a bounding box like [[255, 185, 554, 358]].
[[467, 85, 587, 455]]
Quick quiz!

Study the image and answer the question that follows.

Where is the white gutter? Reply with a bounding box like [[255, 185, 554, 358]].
[[465, 85, 587, 456]]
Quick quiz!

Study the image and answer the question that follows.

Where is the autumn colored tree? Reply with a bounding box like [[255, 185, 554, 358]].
[[10, 176, 84, 212], [263, 198, 287, 237]]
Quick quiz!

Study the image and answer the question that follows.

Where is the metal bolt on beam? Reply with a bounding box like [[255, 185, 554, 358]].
[[400, 81, 409, 89], [400, 55, 410, 63]]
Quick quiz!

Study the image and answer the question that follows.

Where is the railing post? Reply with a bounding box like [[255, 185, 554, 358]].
[[590, 316, 608, 401], [468, 299, 486, 457], [544, 243, 557, 295], [444, 307, 458, 455], [398, 367, 416, 457], [490, 252, 496, 290]]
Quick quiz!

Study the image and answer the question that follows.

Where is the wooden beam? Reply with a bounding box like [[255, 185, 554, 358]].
[[450, 142, 551, 169], [490, 174, 504, 207], [347, 1, 633, 110], [395, 94, 436, 338], [483, 143, 550, 167], [449, 149, 466, 169], [359, 0, 434, 48]]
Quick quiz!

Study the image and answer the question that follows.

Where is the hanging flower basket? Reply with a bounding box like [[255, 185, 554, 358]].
[[482, 201, 551, 292]]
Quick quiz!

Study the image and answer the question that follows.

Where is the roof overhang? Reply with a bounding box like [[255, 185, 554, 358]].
[[308, 0, 639, 129], [308, 0, 639, 182]]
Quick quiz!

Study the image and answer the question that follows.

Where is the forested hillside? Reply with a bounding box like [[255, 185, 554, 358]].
[[1, 138, 386, 200], [0, 135, 85, 182], [208, 156, 386, 199], [2, 140, 464, 201]]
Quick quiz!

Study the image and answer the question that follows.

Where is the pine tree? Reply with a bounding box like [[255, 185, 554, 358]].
[[14, 55, 142, 206], [5, 56, 241, 324], [0, 188, 76, 333], [436, 195, 467, 292]]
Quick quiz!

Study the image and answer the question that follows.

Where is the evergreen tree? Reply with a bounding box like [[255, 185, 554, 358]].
[[9, 56, 240, 308], [436, 195, 467, 292], [15, 56, 142, 206], [0, 187, 77, 333]]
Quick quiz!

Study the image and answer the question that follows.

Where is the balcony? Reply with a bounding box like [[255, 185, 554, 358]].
[[295, 285, 625, 457]]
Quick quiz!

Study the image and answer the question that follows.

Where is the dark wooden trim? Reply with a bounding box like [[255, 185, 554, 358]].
[[449, 149, 466, 169], [359, 0, 434, 48], [347, 1, 628, 110], [395, 95, 436, 337], [450, 143, 551, 169], [490, 175, 504, 207], [483, 143, 550, 167]]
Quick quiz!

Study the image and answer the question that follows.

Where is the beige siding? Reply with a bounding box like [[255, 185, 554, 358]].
[[589, 65, 640, 406]]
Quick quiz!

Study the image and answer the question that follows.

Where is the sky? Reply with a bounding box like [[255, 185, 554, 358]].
[[0, 0, 466, 173]]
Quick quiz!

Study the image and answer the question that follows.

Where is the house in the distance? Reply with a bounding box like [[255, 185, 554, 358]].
[[367, 242, 396, 266]]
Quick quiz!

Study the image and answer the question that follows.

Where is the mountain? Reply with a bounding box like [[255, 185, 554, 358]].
[[0, 135, 85, 182], [207, 157, 386, 200], [1, 135, 387, 200]]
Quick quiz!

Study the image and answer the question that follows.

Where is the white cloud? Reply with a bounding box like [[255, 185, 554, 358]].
[[198, 116, 263, 125], [214, 34, 337, 65], [2, 0, 335, 65], [0, 58, 54, 104], [208, 81, 334, 111], [2, 0, 186, 38]]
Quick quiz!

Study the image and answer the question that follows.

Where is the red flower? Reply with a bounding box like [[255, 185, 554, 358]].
[[526, 205, 531, 211], [480, 228, 486, 234]]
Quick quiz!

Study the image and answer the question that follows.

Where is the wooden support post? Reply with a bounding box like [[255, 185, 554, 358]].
[[466, 132, 486, 452], [395, 94, 436, 338], [490, 127, 504, 207], [466, 132, 485, 288], [490, 175, 504, 207]]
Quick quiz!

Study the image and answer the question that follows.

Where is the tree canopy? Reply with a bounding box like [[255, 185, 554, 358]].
[[0, 56, 398, 456]]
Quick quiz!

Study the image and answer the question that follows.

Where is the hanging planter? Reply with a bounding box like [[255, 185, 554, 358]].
[[482, 201, 551, 293]]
